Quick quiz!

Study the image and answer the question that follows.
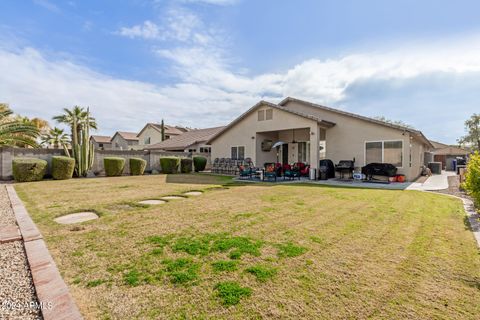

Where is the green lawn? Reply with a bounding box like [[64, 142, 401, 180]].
[[15, 174, 480, 319]]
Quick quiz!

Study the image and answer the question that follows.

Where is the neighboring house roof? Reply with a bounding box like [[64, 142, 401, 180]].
[[207, 100, 336, 144], [429, 140, 451, 149], [147, 126, 226, 151], [278, 97, 434, 148], [137, 123, 189, 138], [112, 131, 139, 141], [90, 135, 112, 144]]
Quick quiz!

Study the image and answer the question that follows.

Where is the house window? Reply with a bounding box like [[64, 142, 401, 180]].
[[265, 109, 273, 120], [297, 142, 310, 163], [258, 110, 265, 121], [384, 141, 403, 167], [144, 137, 151, 144], [231, 146, 245, 160], [99, 143, 103, 148], [365, 140, 403, 167], [200, 147, 211, 153], [165, 135, 170, 139]]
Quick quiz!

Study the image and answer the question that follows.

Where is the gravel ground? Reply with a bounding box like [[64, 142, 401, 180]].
[[434, 175, 471, 198], [0, 185, 42, 320], [0, 185, 17, 226]]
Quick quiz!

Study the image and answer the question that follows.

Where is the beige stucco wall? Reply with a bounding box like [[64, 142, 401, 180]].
[[210, 104, 320, 168], [282, 100, 429, 180], [137, 126, 163, 148], [111, 135, 138, 150]]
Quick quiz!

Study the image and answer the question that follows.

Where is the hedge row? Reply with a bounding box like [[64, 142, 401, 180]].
[[12, 158, 47, 182], [464, 152, 480, 206], [11, 155, 207, 182]]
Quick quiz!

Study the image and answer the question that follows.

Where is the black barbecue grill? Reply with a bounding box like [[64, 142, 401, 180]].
[[335, 160, 355, 179], [361, 163, 397, 182]]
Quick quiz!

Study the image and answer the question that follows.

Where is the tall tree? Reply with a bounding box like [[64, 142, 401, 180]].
[[53, 106, 95, 176], [161, 119, 165, 141], [0, 103, 39, 147], [41, 127, 70, 156], [53, 106, 97, 146], [458, 113, 480, 151]]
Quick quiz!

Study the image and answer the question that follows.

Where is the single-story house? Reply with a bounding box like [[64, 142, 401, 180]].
[[146, 126, 225, 153], [111, 131, 139, 150], [208, 97, 433, 181], [90, 135, 112, 150], [430, 140, 470, 171], [136, 123, 190, 149]]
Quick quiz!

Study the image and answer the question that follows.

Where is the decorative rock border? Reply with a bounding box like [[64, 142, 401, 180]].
[[6, 185, 83, 320]]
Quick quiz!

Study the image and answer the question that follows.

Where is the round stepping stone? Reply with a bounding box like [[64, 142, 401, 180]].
[[54, 212, 98, 224], [161, 195, 184, 200], [184, 191, 203, 196], [138, 199, 166, 205]]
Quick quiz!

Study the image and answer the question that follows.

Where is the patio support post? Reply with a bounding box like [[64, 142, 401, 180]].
[[310, 124, 320, 171]]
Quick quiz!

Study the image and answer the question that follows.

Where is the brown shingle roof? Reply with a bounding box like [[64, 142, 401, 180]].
[[90, 135, 112, 143], [114, 131, 139, 141], [137, 123, 189, 137], [146, 126, 225, 150]]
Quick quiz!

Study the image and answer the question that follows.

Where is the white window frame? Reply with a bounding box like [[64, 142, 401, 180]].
[[265, 108, 273, 120], [364, 140, 404, 168], [231, 145, 246, 160], [257, 110, 265, 121]]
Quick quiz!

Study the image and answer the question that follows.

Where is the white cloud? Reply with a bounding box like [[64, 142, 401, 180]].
[[33, 0, 61, 13], [4, 8, 480, 144], [179, 0, 238, 5], [117, 8, 212, 43], [118, 20, 161, 39]]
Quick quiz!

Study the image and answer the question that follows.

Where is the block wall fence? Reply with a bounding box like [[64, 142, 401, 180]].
[[0, 147, 211, 180]]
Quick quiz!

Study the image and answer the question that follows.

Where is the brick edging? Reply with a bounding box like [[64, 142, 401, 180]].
[[6, 185, 83, 320]]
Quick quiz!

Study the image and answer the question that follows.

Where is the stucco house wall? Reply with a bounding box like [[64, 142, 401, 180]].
[[137, 126, 163, 148], [210, 104, 321, 169], [281, 100, 430, 180], [111, 134, 138, 150]]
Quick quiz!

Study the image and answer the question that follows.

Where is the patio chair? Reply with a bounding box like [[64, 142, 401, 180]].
[[238, 165, 253, 179], [284, 165, 300, 180], [300, 165, 310, 177], [264, 163, 277, 181]]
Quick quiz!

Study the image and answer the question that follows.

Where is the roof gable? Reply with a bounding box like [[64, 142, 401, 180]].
[[207, 100, 335, 144], [147, 126, 225, 150], [112, 131, 139, 141], [279, 97, 434, 148]]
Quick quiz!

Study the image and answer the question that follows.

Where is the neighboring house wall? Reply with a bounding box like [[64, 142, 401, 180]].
[[137, 126, 165, 148], [91, 141, 112, 150], [111, 134, 138, 150], [281, 100, 429, 180]]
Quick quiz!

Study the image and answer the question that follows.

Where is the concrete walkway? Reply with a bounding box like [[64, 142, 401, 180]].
[[406, 171, 455, 191]]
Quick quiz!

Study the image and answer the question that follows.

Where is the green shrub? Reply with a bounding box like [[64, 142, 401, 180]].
[[160, 157, 180, 174], [129, 158, 146, 175], [104, 157, 125, 177], [180, 158, 193, 173], [51, 156, 75, 180], [12, 158, 47, 182], [464, 152, 480, 205], [193, 156, 207, 172]]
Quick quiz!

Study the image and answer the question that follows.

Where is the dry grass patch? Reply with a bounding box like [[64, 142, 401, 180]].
[[14, 174, 480, 319]]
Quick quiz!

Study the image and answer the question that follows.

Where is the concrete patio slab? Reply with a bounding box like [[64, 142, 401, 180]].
[[407, 171, 455, 191], [53, 212, 98, 224]]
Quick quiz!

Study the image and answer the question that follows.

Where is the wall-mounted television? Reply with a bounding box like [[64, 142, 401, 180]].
[[261, 140, 273, 151]]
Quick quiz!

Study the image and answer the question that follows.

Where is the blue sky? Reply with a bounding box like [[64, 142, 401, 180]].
[[1, 0, 480, 143]]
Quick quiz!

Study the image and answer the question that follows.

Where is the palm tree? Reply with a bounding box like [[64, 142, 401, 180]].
[[53, 106, 97, 146], [41, 127, 71, 156], [0, 103, 39, 147]]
